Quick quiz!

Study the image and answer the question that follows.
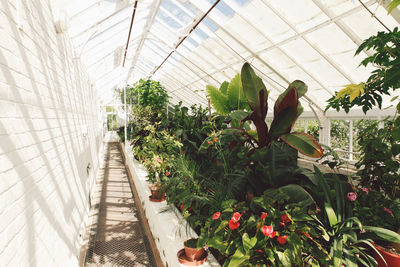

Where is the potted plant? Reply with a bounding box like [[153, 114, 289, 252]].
[[308, 167, 400, 266], [352, 186, 400, 266]]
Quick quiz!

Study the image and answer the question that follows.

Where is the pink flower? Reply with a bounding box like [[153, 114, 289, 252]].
[[207, 141, 212, 144], [231, 212, 241, 222], [347, 192, 357, 202], [229, 219, 240, 230], [361, 187, 370, 195], [156, 157, 162, 163], [277, 235, 288, 244], [281, 214, 290, 223], [261, 225, 276, 238], [384, 207, 394, 217], [260, 212, 268, 220], [166, 171, 171, 177], [212, 212, 221, 220]]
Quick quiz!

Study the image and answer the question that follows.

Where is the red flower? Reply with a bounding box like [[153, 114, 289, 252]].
[[212, 212, 220, 220], [229, 219, 240, 230], [231, 212, 241, 222], [361, 187, 370, 195], [280, 222, 285, 227], [156, 157, 162, 163], [166, 171, 171, 176], [181, 150, 185, 154], [261, 225, 276, 238], [207, 141, 212, 144], [180, 204, 184, 210], [277, 235, 288, 244], [260, 212, 268, 220], [384, 207, 394, 217], [281, 214, 290, 223], [255, 249, 263, 253], [347, 192, 357, 202], [213, 136, 218, 142]]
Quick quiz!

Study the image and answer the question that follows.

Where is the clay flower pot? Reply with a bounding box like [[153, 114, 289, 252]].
[[149, 184, 165, 202], [373, 244, 400, 267], [183, 238, 205, 262]]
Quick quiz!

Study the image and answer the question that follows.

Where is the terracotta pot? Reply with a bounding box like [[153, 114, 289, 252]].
[[373, 244, 400, 267], [184, 246, 205, 262], [149, 185, 165, 200]]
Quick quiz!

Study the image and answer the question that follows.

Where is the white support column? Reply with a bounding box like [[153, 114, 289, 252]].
[[319, 116, 330, 146], [349, 120, 353, 161], [304, 120, 308, 133]]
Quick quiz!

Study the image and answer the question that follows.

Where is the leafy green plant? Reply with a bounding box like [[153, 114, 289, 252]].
[[307, 166, 400, 266], [327, 27, 400, 113], [237, 63, 323, 157], [206, 74, 249, 115], [354, 117, 400, 198], [198, 186, 316, 267], [119, 79, 169, 110]]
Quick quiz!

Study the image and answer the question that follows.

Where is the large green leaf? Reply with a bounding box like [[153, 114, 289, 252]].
[[280, 132, 323, 158], [277, 184, 316, 207], [364, 226, 400, 243], [206, 85, 230, 115], [227, 246, 249, 267], [207, 235, 228, 252], [388, 0, 400, 13], [269, 106, 298, 138], [242, 233, 257, 251], [275, 80, 307, 114], [314, 166, 337, 227], [227, 74, 247, 110], [220, 81, 229, 95], [241, 63, 268, 117]]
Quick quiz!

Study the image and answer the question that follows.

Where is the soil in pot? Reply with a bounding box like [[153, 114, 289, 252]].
[[373, 244, 400, 267], [184, 238, 206, 262]]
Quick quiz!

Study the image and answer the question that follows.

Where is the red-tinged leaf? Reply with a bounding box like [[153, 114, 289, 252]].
[[280, 132, 323, 158], [269, 106, 298, 138], [274, 87, 298, 117]]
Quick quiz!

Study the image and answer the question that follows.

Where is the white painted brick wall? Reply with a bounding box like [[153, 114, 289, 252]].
[[0, 0, 103, 266]]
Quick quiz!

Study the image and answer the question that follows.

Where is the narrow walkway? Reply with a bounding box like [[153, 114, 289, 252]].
[[83, 142, 157, 267]]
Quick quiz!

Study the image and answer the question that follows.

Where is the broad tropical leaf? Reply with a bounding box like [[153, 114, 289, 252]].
[[275, 80, 307, 113], [241, 63, 268, 118], [274, 86, 298, 117], [269, 106, 298, 138], [220, 81, 229, 94], [206, 85, 230, 115], [280, 132, 323, 158], [227, 74, 247, 110], [363, 226, 400, 243], [277, 184, 316, 207]]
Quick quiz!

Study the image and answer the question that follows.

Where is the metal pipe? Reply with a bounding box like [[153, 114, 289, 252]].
[[123, 0, 139, 67], [150, 0, 221, 77]]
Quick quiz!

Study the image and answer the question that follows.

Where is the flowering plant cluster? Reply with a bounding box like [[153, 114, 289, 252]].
[[198, 193, 314, 266], [352, 186, 400, 233]]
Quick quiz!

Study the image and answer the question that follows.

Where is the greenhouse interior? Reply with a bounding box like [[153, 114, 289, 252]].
[[1, 0, 400, 266]]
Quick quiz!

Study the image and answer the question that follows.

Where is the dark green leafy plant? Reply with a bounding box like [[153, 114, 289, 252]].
[[239, 63, 323, 157], [354, 117, 400, 198], [198, 186, 316, 267], [119, 79, 169, 110], [307, 167, 400, 266]]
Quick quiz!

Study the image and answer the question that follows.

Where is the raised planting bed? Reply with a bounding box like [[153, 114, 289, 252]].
[[121, 143, 220, 267]]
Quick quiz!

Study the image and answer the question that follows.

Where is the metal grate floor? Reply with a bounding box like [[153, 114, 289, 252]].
[[82, 142, 157, 267]]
